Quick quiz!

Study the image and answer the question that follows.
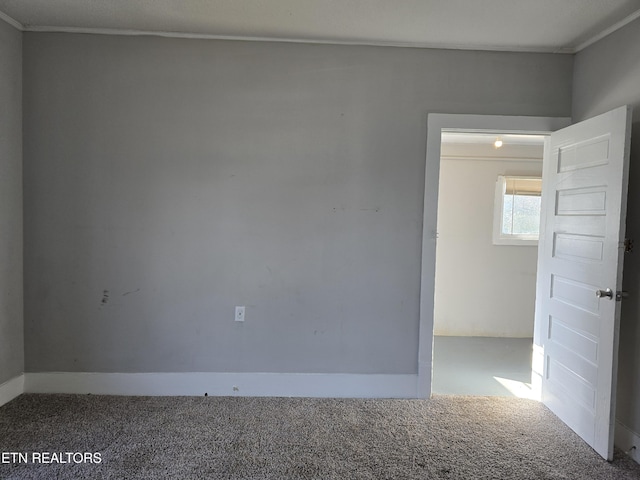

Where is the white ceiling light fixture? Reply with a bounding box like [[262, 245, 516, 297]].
[[494, 138, 504, 148]]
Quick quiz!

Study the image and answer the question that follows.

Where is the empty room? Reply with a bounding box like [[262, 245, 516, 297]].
[[2, 1, 640, 478]]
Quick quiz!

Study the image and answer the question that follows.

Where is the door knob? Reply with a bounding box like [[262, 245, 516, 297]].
[[596, 288, 613, 299]]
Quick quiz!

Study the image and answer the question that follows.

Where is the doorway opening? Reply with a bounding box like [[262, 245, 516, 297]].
[[415, 113, 571, 400], [432, 131, 546, 398], [419, 108, 631, 461]]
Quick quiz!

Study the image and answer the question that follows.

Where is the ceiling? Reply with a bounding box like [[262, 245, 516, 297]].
[[1, 0, 639, 53], [441, 133, 545, 146], [441, 133, 545, 161]]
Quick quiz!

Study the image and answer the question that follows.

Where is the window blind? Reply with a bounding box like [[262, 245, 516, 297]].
[[503, 176, 542, 196]]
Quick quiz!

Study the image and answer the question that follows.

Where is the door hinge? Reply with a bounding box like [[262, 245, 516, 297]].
[[624, 238, 634, 253], [616, 291, 629, 301]]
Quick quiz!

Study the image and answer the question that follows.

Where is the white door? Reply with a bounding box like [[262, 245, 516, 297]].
[[534, 105, 632, 460]]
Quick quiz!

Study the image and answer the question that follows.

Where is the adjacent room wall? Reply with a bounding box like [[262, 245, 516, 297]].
[[434, 144, 542, 337], [0, 18, 23, 385], [22, 32, 572, 377], [572, 16, 640, 448]]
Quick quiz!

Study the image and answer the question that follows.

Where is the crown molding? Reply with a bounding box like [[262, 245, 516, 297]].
[[574, 8, 640, 52], [3, 7, 639, 54], [0, 9, 23, 31], [20, 25, 572, 53]]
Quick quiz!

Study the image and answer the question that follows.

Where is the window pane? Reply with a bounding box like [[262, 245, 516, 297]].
[[511, 195, 541, 235], [502, 194, 514, 234], [495, 176, 541, 245]]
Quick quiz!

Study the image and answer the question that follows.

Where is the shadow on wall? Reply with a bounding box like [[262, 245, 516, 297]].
[[617, 124, 640, 427]]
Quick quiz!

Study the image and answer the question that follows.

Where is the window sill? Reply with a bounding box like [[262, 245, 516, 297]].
[[493, 236, 538, 246]]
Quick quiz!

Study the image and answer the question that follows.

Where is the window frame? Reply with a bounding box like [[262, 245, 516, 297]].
[[492, 175, 542, 246]]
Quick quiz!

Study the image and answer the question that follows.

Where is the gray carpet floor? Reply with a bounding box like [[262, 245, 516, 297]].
[[1, 394, 640, 479]]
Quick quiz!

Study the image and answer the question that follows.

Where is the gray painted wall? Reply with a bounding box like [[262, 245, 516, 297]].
[[23, 33, 572, 374], [0, 18, 23, 384], [573, 17, 640, 438]]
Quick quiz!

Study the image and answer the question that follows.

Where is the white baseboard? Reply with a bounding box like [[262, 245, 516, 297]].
[[615, 420, 640, 464], [0, 374, 24, 407], [24, 372, 419, 398]]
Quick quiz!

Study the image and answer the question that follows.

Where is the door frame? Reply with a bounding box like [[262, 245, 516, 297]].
[[418, 113, 572, 397]]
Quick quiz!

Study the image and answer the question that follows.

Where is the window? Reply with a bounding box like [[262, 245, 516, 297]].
[[493, 175, 542, 246]]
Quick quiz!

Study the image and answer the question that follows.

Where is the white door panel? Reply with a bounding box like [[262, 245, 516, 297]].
[[535, 105, 632, 460]]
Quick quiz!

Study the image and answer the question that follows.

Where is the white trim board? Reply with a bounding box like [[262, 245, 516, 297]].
[[24, 372, 418, 398], [615, 420, 640, 465], [0, 374, 24, 407], [440, 155, 543, 162]]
